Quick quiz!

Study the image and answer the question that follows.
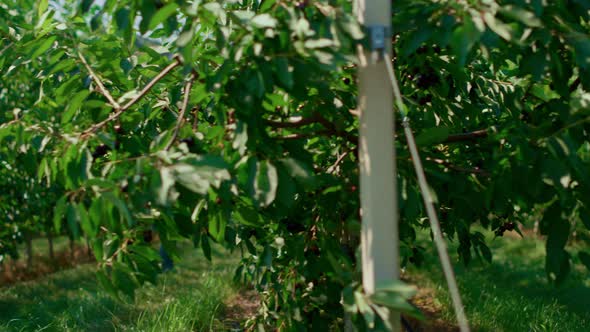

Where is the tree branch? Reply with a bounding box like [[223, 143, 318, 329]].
[[81, 56, 182, 138], [120, 56, 182, 111], [426, 157, 490, 176], [268, 112, 488, 146], [0, 42, 14, 57], [165, 73, 196, 151], [312, 114, 357, 144], [265, 115, 320, 128], [78, 52, 121, 109], [444, 129, 488, 143], [274, 130, 332, 140], [328, 149, 352, 174], [268, 112, 357, 144]]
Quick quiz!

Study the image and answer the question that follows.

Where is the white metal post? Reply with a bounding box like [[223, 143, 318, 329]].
[[356, 0, 400, 330]]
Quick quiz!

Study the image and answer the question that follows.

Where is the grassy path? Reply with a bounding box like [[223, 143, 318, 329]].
[[406, 231, 590, 332], [0, 245, 245, 332], [2, 232, 589, 331]]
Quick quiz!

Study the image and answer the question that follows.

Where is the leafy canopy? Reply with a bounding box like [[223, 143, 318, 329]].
[[1, 0, 589, 330]]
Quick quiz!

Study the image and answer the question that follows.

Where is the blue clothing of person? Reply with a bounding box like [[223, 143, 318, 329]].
[[159, 244, 174, 272]]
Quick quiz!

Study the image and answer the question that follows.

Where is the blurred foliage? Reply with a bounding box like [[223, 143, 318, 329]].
[[0, 0, 589, 330]]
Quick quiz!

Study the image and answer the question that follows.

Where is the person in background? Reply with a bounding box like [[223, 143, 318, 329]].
[[143, 229, 174, 272]]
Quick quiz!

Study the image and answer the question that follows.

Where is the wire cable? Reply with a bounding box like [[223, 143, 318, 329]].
[[383, 50, 471, 332]]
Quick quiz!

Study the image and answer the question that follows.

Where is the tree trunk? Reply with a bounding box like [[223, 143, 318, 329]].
[[69, 236, 75, 262], [85, 237, 92, 258], [25, 233, 33, 270], [47, 231, 55, 261]]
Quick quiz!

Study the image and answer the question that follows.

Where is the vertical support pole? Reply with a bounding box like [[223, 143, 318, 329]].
[[356, 0, 400, 330]]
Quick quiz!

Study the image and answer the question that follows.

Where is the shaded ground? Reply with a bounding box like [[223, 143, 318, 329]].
[[402, 285, 459, 332], [3, 230, 588, 331], [223, 288, 260, 331], [0, 244, 243, 331], [1, 243, 94, 286], [405, 229, 590, 332]]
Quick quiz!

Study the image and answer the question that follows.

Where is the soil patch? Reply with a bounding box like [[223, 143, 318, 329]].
[[222, 288, 259, 331], [0, 245, 95, 287], [218, 283, 459, 332], [402, 285, 459, 332]]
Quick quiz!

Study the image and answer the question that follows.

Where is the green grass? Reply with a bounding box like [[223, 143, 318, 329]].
[[0, 244, 241, 332], [408, 231, 590, 332]]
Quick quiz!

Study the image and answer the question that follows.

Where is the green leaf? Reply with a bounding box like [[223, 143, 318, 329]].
[[354, 291, 375, 328], [483, 12, 512, 41], [62, 90, 90, 124], [580, 207, 590, 230], [232, 121, 248, 155], [77, 203, 95, 238], [103, 192, 133, 227], [91, 237, 104, 261], [479, 241, 492, 263], [545, 217, 571, 284], [233, 205, 264, 227], [201, 233, 212, 261], [275, 58, 293, 90], [499, 6, 542, 27], [149, 3, 179, 30], [31, 35, 56, 59], [251, 14, 277, 28], [115, 7, 132, 36], [450, 16, 482, 66], [208, 208, 226, 242], [275, 166, 296, 209], [342, 285, 358, 312], [132, 245, 161, 262], [37, 0, 49, 19], [279, 158, 313, 185], [177, 29, 194, 47], [96, 270, 121, 301], [252, 159, 278, 207], [191, 199, 207, 222], [170, 156, 230, 195], [579, 251, 590, 271], [370, 293, 424, 320], [338, 15, 364, 40], [203, 2, 226, 24], [53, 196, 67, 233], [415, 126, 450, 146], [80, 0, 93, 13], [520, 50, 548, 81], [374, 280, 418, 299], [112, 263, 138, 299], [66, 203, 81, 239], [304, 38, 334, 49], [157, 167, 176, 205]]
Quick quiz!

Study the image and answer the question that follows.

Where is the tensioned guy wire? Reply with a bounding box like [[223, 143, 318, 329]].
[[383, 50, 471, 332]]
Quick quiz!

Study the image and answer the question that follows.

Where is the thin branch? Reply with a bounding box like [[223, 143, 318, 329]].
[[348, 109, 360, 117], [426, 157, 490, 176], [328, 149, 352, 174], [0, 42, 14, 57], [545, 114, 590, 139], [444, 129, 488, 143], [81, 56, 182, 138], [192, 106, 200, 131], [267, 112, 357, 144], [265, 115, 320, 128], [274, 130, 332, 140], [315, 114, 358, 144], [165, 73, 196, 151], [78, 52, 121, 109], [569, 77, 581, 92], [120, 56, 182, 111]]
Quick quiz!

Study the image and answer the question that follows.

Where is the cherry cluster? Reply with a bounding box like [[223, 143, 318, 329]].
[[495, 221, 516, 237]]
